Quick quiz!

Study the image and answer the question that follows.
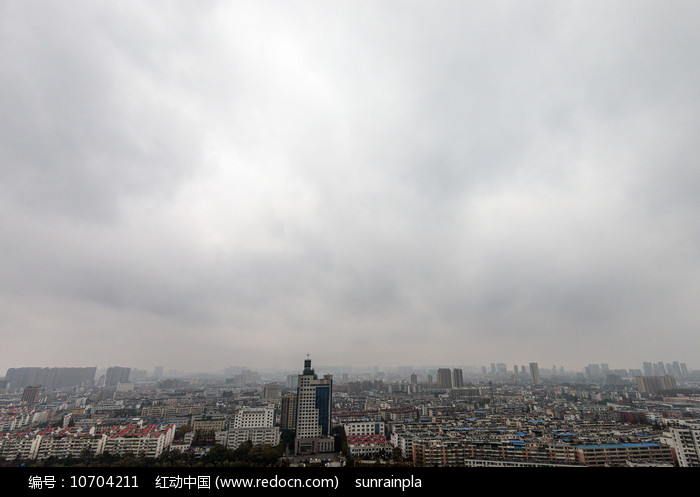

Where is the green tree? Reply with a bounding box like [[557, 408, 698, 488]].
[[175, 424, 192, 439], [232, 440, 253, 462], [202, 444, 233, 467]]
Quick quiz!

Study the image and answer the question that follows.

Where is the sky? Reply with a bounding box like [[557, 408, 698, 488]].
[[1, 1, 699, 374]]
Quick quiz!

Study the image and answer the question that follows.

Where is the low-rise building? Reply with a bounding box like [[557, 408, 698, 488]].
[[347, 434, 392, 458]]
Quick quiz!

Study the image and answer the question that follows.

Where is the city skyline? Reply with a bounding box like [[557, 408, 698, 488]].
[[2, 3, 700, 373], [3, 357, 696, 380]]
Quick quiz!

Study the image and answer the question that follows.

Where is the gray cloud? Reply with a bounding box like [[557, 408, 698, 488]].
[[1, 1, 699, 372]]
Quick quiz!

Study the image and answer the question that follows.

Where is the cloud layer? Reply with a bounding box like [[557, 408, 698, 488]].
[[1, 1, 699, 372]]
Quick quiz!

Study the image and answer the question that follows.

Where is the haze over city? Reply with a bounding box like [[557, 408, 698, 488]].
[[1, 2, 699, 373]]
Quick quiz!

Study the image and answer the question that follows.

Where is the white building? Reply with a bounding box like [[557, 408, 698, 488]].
[[666, 423, 700, 467], [34, 431, 102, 460], [100, 424, 175, 459], [346, 434, 391, 458], [344, 421, 385, 437], [227, 407, 280, 450], [390, 431, 416, 460], [0, 424, 176, 461]]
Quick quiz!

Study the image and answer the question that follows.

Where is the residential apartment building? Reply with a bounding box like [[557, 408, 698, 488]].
[[635, 376, 677, 395], [105, 367, 131, 387], [574, 443, 673, 467], [667, 424, 700, 467], [437, 369, 452, 389], [101, 424, 175, 459], [280, 393, 297, 430], [0, 424, 176, 461], [346, 434, 392, 458], [191, 414, 227, 433]]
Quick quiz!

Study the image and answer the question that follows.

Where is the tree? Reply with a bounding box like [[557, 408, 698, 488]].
[[202, 444, 233, 467], [232, 440, 253, 462], [175, 424, 192, 440], [280, 429, 295, 453], [391, 447, 404, 464]]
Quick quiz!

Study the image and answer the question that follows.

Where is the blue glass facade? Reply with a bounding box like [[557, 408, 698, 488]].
[[315, 384, 332, 436]]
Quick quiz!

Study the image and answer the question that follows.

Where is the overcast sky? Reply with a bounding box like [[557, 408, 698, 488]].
[[1, 1, 699, 374]]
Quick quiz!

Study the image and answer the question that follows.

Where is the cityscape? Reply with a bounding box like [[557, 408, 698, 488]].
[[1, 356, 699, 468], [2, 2, 700, 486]]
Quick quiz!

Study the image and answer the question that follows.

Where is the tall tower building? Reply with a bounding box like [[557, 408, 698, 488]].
[[437, 368, 453, 389], [280, 393, 297, 430], [153, 366, 164, 380], [295, 358, 334, 455], [672, 362, 682, 378], [452, 369, 464, 388], [529, 362, 541, 385], [657, 362, 667, 376], [587, 364, 602, 379]]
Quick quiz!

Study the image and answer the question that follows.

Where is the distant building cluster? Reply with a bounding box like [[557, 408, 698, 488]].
[[1, 358, 699, 467], [436, 368, 464, 389], [636, 376, 678, 395], [5, 368, 96, 390]]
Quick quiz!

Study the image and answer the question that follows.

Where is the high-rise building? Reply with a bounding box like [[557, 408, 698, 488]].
[[657, 362, 667, 376], [437, 368, 452, 389], [587, 364, 602, 379], [672, 362, 682, 379], [667, 423, 700, 467], [105, 367, 131, 387], [529, 363, 541, 385], [643, 362, 654, 376], [21, 385, 41, 405], [452, 369, 464, 388], [280, 393, 297, 430], [295, 358, 333, 455], [5, 367, 95, 390], [636, 375, 677, 395], [262, 384, 281, 400]]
